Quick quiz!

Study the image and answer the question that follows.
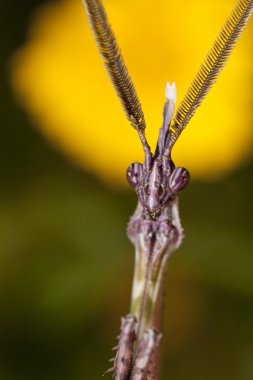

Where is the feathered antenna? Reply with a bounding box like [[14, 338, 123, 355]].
[[166, 0, 253, 151], [82, 0, 149, 149]]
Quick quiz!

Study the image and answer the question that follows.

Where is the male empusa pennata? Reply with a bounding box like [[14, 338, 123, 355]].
[[82, 1, 253, 379]]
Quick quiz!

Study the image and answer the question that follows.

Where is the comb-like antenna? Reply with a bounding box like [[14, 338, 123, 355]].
[[82, 0, 150, 154], [166, 0, 253, 151]]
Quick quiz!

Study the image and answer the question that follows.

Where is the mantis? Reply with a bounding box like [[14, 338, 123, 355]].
[[82, 0, 253, 379]]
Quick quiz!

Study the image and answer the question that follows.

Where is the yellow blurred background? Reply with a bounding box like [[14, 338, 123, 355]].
[[1, 0, 253, 379], [10, 0, 253, 184]]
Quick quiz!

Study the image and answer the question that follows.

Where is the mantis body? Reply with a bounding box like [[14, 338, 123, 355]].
[[82, 0, 253, 378]]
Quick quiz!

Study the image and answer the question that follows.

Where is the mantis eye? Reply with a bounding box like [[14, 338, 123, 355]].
[[126, 162, 143, 188], [169, 167, 190, 193]]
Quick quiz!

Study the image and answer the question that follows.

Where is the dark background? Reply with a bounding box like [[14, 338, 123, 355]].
[[1, 1, 253, 379]]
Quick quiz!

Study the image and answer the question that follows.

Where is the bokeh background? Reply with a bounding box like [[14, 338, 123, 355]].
[[1, 0, 253, 379]]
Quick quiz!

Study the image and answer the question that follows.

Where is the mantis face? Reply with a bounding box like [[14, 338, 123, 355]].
[[127, 160, 190, 219]]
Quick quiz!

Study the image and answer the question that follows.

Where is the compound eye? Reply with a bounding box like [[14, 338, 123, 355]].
[[169, 167, 190, 193], [126, 162, 143, 188]]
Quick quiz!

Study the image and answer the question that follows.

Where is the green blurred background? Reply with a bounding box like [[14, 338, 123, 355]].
[[1, 1, 253, 379]]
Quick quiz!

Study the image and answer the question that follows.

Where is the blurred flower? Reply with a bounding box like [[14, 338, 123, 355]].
[[10, 0, 253, 185]]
